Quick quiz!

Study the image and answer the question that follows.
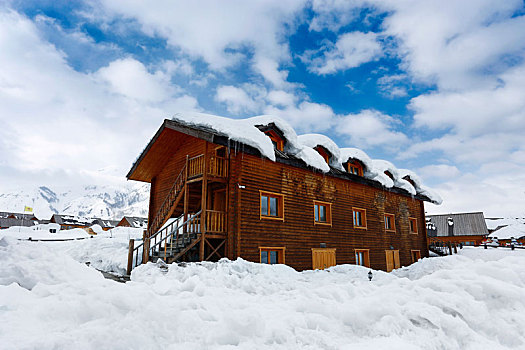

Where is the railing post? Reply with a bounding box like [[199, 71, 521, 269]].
[[127, 239, 135, 275], [200, 144, 209, 260]]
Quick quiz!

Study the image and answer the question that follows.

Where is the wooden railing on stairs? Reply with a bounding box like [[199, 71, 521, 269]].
[[148, 163, 187, 237]]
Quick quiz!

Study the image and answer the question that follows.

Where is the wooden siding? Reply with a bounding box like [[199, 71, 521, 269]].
[[235, 153, 428, 271]]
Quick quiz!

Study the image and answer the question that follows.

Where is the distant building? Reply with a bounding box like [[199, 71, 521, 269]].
[[426, 212, 489, 246], [116, 216, 148, 229], [0, 212, 39, 221], [0, 218, 39, 229], [92, 218, 120, 231], [485, 217, 525, 244], [50, 214, 94, 230]]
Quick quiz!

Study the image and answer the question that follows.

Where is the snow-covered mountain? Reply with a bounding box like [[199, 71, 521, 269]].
[[0, 183, 150, 220]]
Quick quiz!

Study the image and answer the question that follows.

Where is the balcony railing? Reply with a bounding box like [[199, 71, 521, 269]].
[[205, 210, 226, 233], [187, 155, 228, 178]]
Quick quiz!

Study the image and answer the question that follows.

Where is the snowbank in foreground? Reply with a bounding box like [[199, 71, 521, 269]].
[[1, 243, 524, 349]]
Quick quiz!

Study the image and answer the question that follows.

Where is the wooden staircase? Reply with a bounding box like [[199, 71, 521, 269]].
[[126, 152, 229, 274]]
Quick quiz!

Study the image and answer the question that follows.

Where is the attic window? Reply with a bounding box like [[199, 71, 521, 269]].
[[345, 160, 363, 176], [314, 146, 330, 164], [264, 130, 284, 151], [384, 171, 394, 180], [403, 176, 416, 188]]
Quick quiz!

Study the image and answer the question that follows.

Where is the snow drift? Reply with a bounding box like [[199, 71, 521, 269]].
[[1, 239, 524, 349]]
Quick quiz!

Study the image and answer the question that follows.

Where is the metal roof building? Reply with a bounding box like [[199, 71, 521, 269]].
[[426, 212, 489, 237]]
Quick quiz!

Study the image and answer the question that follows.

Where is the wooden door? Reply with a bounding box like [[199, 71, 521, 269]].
[[212, 189, 226, 212], [411, 250, 421, 263], [312, 248, 336, 270], [385, 250, 400, 272]]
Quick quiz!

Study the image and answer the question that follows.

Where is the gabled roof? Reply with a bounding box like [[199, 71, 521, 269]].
[[118, 216, 148, 228], [92, 218, 120, 229], [0, 212, 38, 220], [127, 113, 442, 204], [427, 212, 489, 237], [50, 214, 93, 226]]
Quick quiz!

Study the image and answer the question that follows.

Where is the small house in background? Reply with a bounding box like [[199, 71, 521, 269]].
[[0, 218, 39, 229], [117, 216, 148, 229], [92, 218, 120, 231], [426, 212, 489, 246], [485, 217, 525, 245], [50, 214, 93, 230], [0, 212, 39, 221]]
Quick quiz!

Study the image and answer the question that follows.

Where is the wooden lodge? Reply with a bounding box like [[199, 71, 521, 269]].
[[126, 114, 439, 273]]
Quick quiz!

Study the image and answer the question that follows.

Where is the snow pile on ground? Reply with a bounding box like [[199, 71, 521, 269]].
[[171, 112, 442, 204], [1, 243, 525, 349], [43, 236, 133, 276], [0, 224, 89, 240]]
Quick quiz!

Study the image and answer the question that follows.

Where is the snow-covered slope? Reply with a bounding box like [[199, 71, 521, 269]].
[[0, 183, 149, 220], [0, 242, 524, 349]]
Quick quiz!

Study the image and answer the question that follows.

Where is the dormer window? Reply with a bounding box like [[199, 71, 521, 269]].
[[264, 130, 284, 151], [345, 160, 363, 176], [314, 146, 330, 164], [403, 176, 416, 188]]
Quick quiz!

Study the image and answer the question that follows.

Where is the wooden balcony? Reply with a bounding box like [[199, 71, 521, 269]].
[[188, 154, 228, 179], [205, 210, 226, 234]]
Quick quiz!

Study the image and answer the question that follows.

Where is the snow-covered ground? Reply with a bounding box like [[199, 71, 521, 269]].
[[1, 242, 524, 349]]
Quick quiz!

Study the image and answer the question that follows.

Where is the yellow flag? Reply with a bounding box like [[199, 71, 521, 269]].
[[24, 206, 33, 212]]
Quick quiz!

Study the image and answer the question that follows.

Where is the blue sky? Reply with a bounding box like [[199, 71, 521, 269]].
[[1, 0, 525, 216]]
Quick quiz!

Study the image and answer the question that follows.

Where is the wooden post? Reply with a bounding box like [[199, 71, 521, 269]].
[[453, 243, 457, 254], [200, 142, 209, 260], [143, 238, 150, 263], [127, 239, 135, 275], [448, 242, 453, 255], [184, 155, 189, 234]]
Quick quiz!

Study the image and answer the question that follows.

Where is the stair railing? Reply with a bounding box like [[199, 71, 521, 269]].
[[148, 162, 187, 237], [158, 210, 202, 261]]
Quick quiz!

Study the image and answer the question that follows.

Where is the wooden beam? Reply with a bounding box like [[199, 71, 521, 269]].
[[126, 239, 134, 275], [205, 240, 225, 260], [200, 142, 209, 260]]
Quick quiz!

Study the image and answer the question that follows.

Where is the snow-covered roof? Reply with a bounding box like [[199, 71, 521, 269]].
[[169, 112, 441, 204], [486, 218, 525, 239]]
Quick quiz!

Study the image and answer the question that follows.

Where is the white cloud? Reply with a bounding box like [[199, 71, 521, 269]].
[[95, 58, 178, 102], [95, 0, 307, 87], [377, 74, 408, 99], [335, 109, 408, 149], [303, 31, 382, 75], [264, 101, 336, 132], [417, 164, 460, 181], [215, 85, 261, 114], [0, 9, 199, 189], [425, 169, 525, 217]]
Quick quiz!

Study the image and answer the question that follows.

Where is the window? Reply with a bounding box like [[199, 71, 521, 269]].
[[260, 191, 284, 220], [352, 208, 367, 229], [355, 249, 370, 267], [260, 247, 285, 264], [264, 130, 284, 151], [314, 146, 330, 164], [314, 200, 332, 225], [346, 160, 363, 176], [409, 217, 418, 234], [384, 213, 396, 232], [411, 250, 421, 263]]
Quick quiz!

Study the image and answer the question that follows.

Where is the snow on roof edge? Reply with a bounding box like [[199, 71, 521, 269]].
[[170, 112, 441, 203]]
